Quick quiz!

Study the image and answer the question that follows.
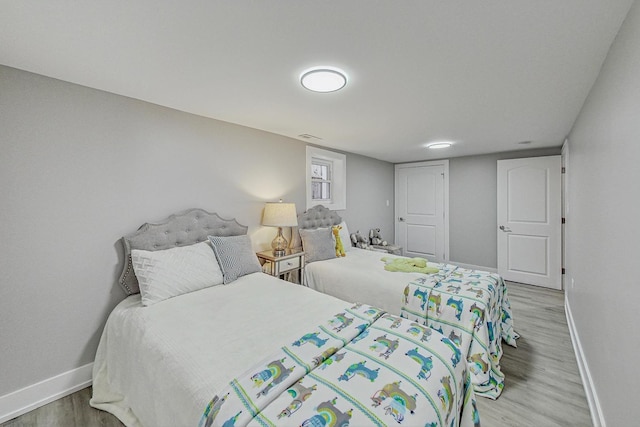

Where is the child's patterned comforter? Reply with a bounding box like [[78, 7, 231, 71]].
[[401, 265, 518, 399], [200, 304, 479, 427]]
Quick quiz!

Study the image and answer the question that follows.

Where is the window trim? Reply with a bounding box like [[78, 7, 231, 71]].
[[306, 146, 346, 211]]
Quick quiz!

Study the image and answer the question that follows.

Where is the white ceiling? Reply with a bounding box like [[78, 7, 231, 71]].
[[1, 1, 633, 163]]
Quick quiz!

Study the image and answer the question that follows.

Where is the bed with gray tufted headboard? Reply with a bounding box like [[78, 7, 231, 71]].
[[91, 208, 356, 425], [297, 205, 519, 399]]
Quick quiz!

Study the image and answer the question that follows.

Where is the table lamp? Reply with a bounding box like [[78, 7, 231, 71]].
[[262, 201, 298, 256]]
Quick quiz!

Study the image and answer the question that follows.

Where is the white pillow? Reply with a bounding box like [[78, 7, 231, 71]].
[[131, 241, 223, 306], [333, 221, 352, 251]]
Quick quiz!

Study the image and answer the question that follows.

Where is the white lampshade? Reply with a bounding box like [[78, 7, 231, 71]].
[[262, 202, 298, 227], [262, 202, 297, 256]]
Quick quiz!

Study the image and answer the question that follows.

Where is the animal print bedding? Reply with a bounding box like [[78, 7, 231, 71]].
[[200, 304, 479, 427], [401, 266, 518, 399]]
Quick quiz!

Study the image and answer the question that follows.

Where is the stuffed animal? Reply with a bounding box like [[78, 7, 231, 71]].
[[350, 230, 369, 249], [369, 228, 388, 246], [332, 225, 346, 257], [381, 257, 440, 274]]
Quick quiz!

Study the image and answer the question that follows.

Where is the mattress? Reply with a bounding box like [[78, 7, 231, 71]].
[[304, 248, 421, 313]]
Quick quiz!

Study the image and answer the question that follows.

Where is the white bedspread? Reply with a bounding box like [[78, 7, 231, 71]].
[[304, 248, 421, 313], [90, 272, 350, 427]]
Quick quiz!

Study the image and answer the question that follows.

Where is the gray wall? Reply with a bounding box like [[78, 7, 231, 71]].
[[565, 2, 640, 424], [448, 147, 561, 268], [0, 65, 394, 397], [338, 150, 395, 242]]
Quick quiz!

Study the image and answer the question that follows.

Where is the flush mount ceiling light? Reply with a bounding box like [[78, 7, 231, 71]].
[[426, 141, 454, 149], [300, 67, 347, 93]]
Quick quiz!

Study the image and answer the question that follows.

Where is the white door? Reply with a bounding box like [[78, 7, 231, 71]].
[[395, 161, 449, 262], [497, 156, 562, 289]]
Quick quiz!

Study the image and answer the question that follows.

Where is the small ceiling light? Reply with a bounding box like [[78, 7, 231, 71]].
[[300, 67, 347, 93], [426, 141, 453, 149]]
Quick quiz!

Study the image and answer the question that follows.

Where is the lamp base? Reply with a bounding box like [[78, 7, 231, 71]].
[[271, 227, 288, 257]]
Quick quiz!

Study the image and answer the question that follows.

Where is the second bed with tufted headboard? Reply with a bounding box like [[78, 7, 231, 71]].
[[297, 204, 519, 399]]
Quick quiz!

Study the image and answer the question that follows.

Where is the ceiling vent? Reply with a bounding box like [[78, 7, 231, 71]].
[[298, 134, 323, 140]]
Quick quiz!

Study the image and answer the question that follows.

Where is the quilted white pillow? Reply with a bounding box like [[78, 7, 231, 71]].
[[131, 241, 223, 306]]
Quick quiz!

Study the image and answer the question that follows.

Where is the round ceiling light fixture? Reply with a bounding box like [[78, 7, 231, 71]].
[[300, 67, 347, 93], [426, 141, 454, 149]]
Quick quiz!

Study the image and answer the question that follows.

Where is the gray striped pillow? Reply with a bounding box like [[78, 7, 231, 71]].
[[208, 235, 262, 284]]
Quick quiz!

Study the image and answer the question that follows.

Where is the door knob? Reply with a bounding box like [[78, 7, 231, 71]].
[[399, 217, 405, 222], [499, 225, 512, 232]]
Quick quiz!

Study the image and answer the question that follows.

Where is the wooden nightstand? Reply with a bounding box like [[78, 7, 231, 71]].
[[256, 247, 305, 284]]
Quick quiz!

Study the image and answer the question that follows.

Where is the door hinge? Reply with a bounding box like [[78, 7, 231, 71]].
[[562, 217, 566, 224], [562, 268, 565, 274], [561, 167, 566, 174]]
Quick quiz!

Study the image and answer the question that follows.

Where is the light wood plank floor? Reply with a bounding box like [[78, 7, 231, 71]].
[[2, 281, 591, 427], [1, 386, 123, 427], [476, 282, 592, 426]]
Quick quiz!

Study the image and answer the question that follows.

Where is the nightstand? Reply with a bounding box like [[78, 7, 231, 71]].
[[256, 247, 305, 284]]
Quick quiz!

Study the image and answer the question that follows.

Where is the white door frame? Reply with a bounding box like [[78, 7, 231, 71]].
[[394, 160, 449, 261], [561, 139, 568, 290]]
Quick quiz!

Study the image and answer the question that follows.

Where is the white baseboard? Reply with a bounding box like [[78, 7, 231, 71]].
[[449, 261, 497, 273], [565, 297, 605, 427], [0, 363, 93, 424]]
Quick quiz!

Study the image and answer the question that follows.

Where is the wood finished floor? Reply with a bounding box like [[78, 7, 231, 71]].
[[2, 281, 591, 427], [476, 282, 592, 426]]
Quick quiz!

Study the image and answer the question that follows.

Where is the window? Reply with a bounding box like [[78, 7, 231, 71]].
[[306, 146, 346, 210], [311, 159, 332, 202]]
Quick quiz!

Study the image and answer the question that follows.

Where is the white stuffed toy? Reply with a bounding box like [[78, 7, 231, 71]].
[[350, 231, 369, 249], [369, 228, 388, 246]]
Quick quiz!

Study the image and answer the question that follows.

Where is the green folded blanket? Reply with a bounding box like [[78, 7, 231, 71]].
[[381, 256, 440, 274]]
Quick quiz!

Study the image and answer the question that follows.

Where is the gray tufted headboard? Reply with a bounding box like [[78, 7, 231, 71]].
[[118, 208, 248, 295], [297, 205, 343, 230], [290, 205, 343, 248]]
